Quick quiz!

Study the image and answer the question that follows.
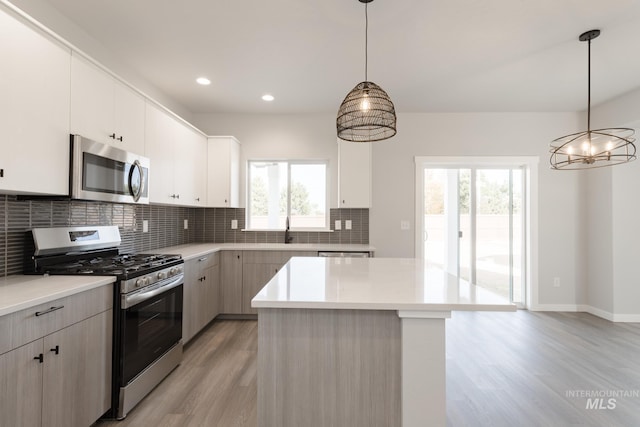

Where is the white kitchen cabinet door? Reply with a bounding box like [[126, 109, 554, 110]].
[[207, 136, 240, 207], [145, 102, 177, 204], [146, 102, 206, 206], [71, 54, 145, 154], [174, 123, 207, 206], [0, 8, 71, 195], [70, 54, 113, 145], [113, 80, 146, 155], [338, 140, 371, 208]]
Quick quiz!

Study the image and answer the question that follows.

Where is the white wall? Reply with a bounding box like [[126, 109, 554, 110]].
[[612, 164, 640, 316], [585, 89, 640, 319], [193, 113, 340, 209], [194, 111, 586, 308], [585, 168, 614, 313]]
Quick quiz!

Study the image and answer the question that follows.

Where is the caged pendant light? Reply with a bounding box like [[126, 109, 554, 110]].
[[337, 0, 396, 142], [550, 29, 636, 170]]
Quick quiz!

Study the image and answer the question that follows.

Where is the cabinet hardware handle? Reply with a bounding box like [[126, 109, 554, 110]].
[[237, 255, 240, 260], [109, 133, 116, 139], [0, 169, 3, 177], [50, 345, 60, 355], [342, 200, 345, 204], [203, 276, 206, 281], [198, 257, 208, 262], [195, 197, 200, 202], [34, 354, 44, 363], [176, 194, 180, 199], [35, 305, 64, 317], [117, 136, 123, 142], [224, 199, 228, 203]]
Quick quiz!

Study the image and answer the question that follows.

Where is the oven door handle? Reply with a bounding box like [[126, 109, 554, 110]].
[[122, 276, 183, 309]]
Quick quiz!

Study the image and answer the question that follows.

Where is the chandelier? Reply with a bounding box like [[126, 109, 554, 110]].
[[550, 29, 636, 170]]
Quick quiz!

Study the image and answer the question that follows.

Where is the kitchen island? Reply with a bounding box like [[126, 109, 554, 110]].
[[251, 257, 516, 427]]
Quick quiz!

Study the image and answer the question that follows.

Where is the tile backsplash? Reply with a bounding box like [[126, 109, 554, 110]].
[[0, 195, 368, 277]]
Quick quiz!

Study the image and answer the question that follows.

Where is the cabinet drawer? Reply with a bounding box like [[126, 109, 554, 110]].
[[0, 284, 113, 355], [242, 251, 284, 264], [193, 251, 219, 269]]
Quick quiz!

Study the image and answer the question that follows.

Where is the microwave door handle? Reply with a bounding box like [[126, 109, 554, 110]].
[[129, 160, 143, 202]]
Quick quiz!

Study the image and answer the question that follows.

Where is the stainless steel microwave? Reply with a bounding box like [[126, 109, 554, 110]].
[[71, 134, 150, 204]]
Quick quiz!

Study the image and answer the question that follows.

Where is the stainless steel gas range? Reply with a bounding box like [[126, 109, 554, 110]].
[[25, 225, 184, 420]]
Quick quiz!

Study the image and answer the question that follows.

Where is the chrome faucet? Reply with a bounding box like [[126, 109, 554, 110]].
[[285, 216, 293, 244]]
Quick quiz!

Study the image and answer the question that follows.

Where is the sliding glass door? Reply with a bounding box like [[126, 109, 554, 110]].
[[422, 166, 526, 305]]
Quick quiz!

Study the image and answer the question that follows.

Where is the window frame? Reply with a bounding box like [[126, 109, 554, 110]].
[[247, 159, 330, 231]]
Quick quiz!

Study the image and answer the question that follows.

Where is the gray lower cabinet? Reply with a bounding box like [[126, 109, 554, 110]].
[[42, 310, 112, 427], [220, 251, 243, 314], [0, 298, 112, 427], [0, 340, 42, 427], [242, 263, 283, 314], [219, 250, 317, 315], [183, 252, 220, 343]]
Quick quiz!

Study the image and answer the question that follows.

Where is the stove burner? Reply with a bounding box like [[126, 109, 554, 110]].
[[33, 250, 182, 279]]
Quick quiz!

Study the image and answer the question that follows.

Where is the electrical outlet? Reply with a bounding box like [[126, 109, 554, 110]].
[[335, 220, 342, 230], [553, 277, 560, 287], [401, 220, 410, 230], [231, 219, 238, 230], [142, 220, 149, 233], [345, 220, 352, 230], [184, 219, 189, 230]]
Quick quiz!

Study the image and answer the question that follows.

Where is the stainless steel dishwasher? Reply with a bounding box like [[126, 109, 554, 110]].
[[317, 251, 371, 258]]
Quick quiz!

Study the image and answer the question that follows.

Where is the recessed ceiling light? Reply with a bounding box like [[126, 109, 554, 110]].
[[262, 94, 275, 102], [196, 77, 211, 85]]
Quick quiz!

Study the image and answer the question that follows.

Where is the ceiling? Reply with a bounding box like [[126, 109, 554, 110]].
[[28, 0, 640, 114]]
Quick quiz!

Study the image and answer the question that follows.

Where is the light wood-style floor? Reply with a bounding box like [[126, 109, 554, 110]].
[[97, 311, 640, 427]]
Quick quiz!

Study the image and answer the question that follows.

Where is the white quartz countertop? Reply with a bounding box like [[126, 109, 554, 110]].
[[154, 243, 375, 261], [252, 257, 516, 312], [0, 275, 116, 317]]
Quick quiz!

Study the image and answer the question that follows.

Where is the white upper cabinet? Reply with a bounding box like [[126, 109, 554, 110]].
[[207, 136, 240, 207], [0, 8, 71, 195], [175, 123, 207, 206], [145, 102, 207, 206], [70, 54, 145, 155], [338, 140, 371, 208]]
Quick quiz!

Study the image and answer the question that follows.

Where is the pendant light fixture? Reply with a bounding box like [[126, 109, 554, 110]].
[[550, 30, 636, 170], [337, 0, 397, 142]]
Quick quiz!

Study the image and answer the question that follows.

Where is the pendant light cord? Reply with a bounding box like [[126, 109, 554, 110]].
[[364, 3, 368, 82], [587, 37, 591, 132]]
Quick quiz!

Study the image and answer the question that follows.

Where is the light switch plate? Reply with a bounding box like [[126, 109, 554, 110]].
[[142, 220, 149, 233], [400, 220, 410, 230], [231, 219, 238, 229], [345, 220, 352, 230], [184, 219, 189, 230], [335, 220, 342, 230]]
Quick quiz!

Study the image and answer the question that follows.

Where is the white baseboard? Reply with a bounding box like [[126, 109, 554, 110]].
[[529, 304, 640, 323], [529, 304, 581, 312]]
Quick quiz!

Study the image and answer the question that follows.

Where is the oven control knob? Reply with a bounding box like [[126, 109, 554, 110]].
[[135, 278, 143, 288], [144, 277, 151, 286], [169, 267, 177, 276], [157, 272, 166, 280]]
